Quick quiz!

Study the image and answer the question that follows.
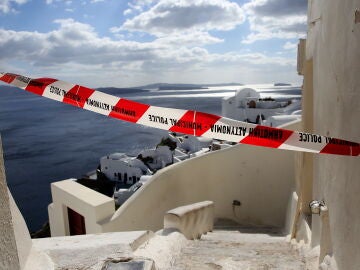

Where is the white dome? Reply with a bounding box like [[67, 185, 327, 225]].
[[235, 88, 260, 99], [235, 88, 260, 107]]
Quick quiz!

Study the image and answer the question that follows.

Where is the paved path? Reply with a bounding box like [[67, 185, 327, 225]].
[[171, 227, 305, 270]]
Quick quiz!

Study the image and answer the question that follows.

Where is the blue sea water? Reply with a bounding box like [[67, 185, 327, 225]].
[[0, 84, 300, 231], [0, 86, 231, 231]]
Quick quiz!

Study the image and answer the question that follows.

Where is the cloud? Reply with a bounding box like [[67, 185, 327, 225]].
[[45, 0, 77, 5], [45, 0, 71, 5], [122, 0, 245, 36], [0, 19, 150, 65], [124, 0, 155, 14], [283, 41, 297, 50], [0, 18, 299, 86], [0, 0, 28, 13], [153, 31, 223, 46], [0, 18, 225, 65], [248, 0, 307, 17], [235, 52, 296, 66], [243, 0, 307, 43], [123, 8, 132, 16]]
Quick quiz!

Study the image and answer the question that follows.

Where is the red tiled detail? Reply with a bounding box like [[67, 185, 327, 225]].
[[194, 112, 221, 136], [169, 111, 221, 136], [320, 140, 360, 156], [109, 98, 150, 123], [240, 125, 294, 148], [25, 78, 58, 96], [63, 85, 95, 108], [0, 73, 18, 84]]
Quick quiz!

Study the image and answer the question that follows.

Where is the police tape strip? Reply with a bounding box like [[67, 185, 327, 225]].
[[0, 72, 359, 157]]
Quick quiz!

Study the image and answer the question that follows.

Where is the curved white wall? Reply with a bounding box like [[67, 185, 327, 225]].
[[304, 0, 360, 269], [102, 122, 300, 232]]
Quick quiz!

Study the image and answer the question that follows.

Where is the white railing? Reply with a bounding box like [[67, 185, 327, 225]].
[[164, 201, 214, 240]]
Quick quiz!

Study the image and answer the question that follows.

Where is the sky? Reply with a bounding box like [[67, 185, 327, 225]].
[[0, 0, 307, 87]]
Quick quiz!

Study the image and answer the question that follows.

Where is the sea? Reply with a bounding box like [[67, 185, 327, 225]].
[[0, 84, 301, 232]]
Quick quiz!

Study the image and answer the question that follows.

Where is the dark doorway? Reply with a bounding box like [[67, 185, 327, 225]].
[[67, 207, 86, 236]]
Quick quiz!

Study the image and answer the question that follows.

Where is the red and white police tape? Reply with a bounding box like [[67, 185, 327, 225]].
[[1, 72, 359, 156]]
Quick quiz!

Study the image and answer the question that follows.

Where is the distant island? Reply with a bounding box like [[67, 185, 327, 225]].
[[135, 82, 243, 90], [96, 87, 147, 95], [274, 83, 292, 86], [0, 82, 244, 97], [158, 85, 208, 90]]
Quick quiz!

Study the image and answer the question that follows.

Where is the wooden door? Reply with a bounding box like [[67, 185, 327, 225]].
[[67, 207, 86, 235]]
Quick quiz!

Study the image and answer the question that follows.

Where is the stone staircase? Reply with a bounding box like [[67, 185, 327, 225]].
[[170, 227, 305, 270]]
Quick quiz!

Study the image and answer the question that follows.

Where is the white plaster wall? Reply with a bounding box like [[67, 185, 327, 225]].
[[8, 191, 33, 269], [0, 137, 33, 270], [284, 191, 298, 236], [0, 142, 21, 270], [307, 0, 360, 269], [49, 180, 115, 236], [102, 121, 300, 232], [221, 96, 237, 118]]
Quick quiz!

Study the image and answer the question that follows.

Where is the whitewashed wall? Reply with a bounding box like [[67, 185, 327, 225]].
[[102, 121, 300, 232], [305, 0, 360, 269]]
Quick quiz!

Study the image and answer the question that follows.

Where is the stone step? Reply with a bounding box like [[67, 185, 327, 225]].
[[171, 228, 305, 269]]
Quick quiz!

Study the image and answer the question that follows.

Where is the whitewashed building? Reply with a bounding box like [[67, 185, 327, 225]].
[[100, 153, 151, 184]]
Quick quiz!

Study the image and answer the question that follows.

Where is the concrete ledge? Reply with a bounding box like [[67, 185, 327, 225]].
[[49, 179, 115, 236], [1, 137, 37, 270], [164, 201, 214, 240], [32, 231, 154, 269]]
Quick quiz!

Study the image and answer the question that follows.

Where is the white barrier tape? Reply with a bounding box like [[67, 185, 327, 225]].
[[1, 72, 359, 156]]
